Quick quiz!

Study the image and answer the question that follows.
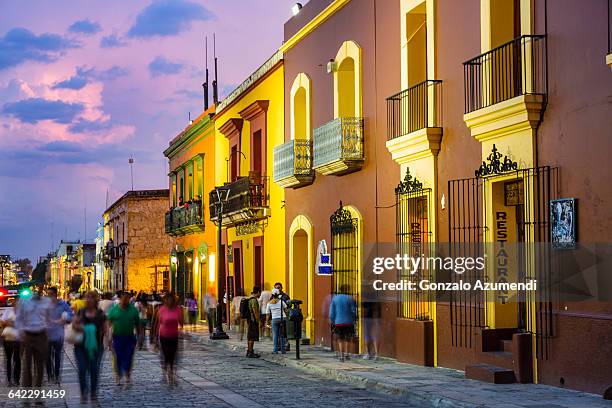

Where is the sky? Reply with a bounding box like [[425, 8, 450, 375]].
[[0, 0, 296, 261]]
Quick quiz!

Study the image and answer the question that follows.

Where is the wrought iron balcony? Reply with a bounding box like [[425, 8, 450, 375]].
[[209, 172, 270, 227], [386, 80, 442, 140], [273, 139, 314, 188], [313, 117, 364, 176], [463, 35, 547, 114], [164, 200, 205, 236]]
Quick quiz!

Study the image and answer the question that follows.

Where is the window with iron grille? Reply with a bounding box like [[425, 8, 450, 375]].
[[395, 169, 433, 320]]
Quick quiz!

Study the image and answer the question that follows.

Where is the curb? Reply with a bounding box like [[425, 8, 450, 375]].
[[183, 332, 474, 408]]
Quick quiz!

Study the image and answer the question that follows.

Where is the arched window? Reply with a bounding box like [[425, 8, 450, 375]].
[[333, 40, 362, 119], [290, 73, 311, 140]]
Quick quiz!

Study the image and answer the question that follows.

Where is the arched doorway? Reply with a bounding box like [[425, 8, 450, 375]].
[[289, 215, 314, 342], [292, 229, 309, 318]]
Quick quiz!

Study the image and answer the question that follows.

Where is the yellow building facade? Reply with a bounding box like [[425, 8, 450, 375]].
[[211, 51, 286, 298]]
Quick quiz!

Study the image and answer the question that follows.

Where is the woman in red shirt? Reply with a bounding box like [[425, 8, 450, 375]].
[[156, 293, 183, 385]]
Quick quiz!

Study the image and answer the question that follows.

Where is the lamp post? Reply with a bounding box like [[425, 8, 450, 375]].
[[211, 185, 230, 340], [118, 242, 128, 291]]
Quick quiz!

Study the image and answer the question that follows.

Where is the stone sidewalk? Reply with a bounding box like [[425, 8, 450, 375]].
[[183, 324, 611, 408]]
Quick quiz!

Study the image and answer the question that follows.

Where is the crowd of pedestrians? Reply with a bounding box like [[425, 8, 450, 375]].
[[0, 285, 194, 403]]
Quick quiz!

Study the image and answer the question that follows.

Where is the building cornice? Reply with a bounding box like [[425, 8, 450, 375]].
[[239, 100, 269, 121], [280, 0, 351, 53], [218, 118, 244, 138], [164, 113, 214, 159]]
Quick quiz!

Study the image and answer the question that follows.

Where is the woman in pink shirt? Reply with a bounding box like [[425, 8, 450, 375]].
[[156, 293, 183, 385]]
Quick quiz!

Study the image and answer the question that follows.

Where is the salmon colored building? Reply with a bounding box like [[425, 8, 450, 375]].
[[164, 109, 217, 315], [274, 0, 612, 396]]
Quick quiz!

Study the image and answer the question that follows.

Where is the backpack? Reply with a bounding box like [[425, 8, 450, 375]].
[[239, 297, 251, 321]]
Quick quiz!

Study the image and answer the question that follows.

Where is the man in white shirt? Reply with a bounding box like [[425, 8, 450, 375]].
[[258, 287, 272, 338], [15, 286, 51, 388]]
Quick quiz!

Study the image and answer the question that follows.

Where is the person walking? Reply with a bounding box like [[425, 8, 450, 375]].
[[136, 295, 149, 350], [107, 291, 140, 387], [72, 291, 106, 403], [156, 293, 183, 385], [203, 291, 217, 334], [245, 286, 261, 358], [15, 286, 51, 388], [266, 288, 287, 354], [0, 303, 21, 386], [329, 284, 357, 362], [46, 287, 73, 384], [258, 286, 272, 338], [185, 293, 198, 330], [274, 282, 290, 351]]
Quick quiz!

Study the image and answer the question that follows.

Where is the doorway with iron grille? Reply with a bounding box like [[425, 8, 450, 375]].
[[448, 156, 558, 383], [330, 202, 362, 353]]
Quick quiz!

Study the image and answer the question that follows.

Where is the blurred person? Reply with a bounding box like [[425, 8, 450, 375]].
[[46, 287, 73, 384], [203, 291, 218, 334], [71, 292, 85, 313], [136, 295, 149, 350], [362, 300, 381, 360], [258, 285, 272, 338], [0, 303, 21, 386], [329, 285, 357, 362], [233, 294, 246, 340], [185, 293, 198, 329], [107, 291, 140, 387], [72, 291, 106, 403], [274, 282, 290, 351], [15, 286, 51, 387], [245, 286, 261, 358], [98, 293, 114, 315], [156, 292, 183, 385], [266, 288, 287, 354]]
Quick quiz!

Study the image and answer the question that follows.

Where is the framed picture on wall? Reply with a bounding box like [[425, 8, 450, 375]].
[[551, 198, 577, 249]]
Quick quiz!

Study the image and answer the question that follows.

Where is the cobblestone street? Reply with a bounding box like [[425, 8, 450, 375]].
[[0, 335, 412, 407]]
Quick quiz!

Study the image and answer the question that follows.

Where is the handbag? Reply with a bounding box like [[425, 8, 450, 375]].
[[65, 323, 84, 345], [1, 326, 20, 342]]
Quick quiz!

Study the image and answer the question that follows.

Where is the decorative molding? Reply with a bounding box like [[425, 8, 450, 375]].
[[239, 100, 269, 121], [475, 144, 519, 178], [218, 118, 244, 139], [395, 168, 424, 194], [463, 94, 545, 142], [385, 127, 442, 165], [235, 220, 262, 236], [330, 201, 356, 235]]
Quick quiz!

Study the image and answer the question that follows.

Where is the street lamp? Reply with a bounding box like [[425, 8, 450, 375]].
[[210, 185, 231, 340]]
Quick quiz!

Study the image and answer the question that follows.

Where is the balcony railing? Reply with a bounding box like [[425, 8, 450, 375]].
[[313, 117, 364, 175], [463, 35, 547, 114], [386, 80, 442, 140], [273, 139, 314, 188], [209, 172, 270, 227], [165, 200, 205, 236]]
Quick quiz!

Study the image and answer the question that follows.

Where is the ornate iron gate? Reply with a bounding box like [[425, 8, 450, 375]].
[[448, 175, 486, 348], [395, 169, 433, 320], [448, 145, 558, 358]]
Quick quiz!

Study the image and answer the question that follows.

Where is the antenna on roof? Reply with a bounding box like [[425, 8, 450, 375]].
[[213, 33, 219, 105], [203, 36, 209, 110], [189, 111, 193, 125]]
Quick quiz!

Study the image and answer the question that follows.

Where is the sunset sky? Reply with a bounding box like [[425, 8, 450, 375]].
[[0, 0, 295, 261]]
